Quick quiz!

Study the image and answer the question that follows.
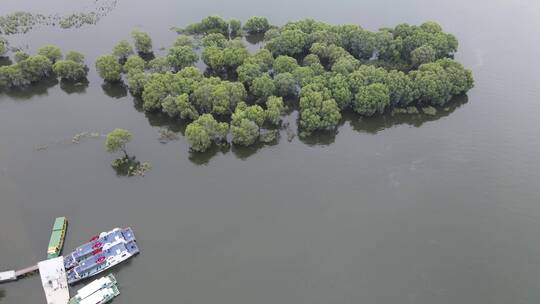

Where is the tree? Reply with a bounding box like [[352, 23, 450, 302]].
[[232, 102, 266, 127], [131, 30, 153, 54], [174, 35, 196, 48], [265, 96, 284, 125], [409, 61, 453, 105], [0, 64, 29, 88], [274, 72, 297, 97], [243, 16, 270, 34], [127, 71, 149, 96], [53, 60, 88, 81], [0, 36, 7, 57], [236, 63, 263, 85], [18, 55, 53, 82], [272, 55, 299, 74], [201, 33, 228, 48], [436, 58, 474, 96], [162, 93, 199, 120], [244, 49, 274, 71], [327, 73, 353, 109], [353, 83, 390, 116], [299, 90, 341, 133], [112, 40, 134, 62], [167, 46, 198, 72], [147, 57, 170, 73], [14, 51, 29, 63], [384, 70, 413, 106], [124, 56, 146, 73], [303, 54, 320, 66], [184, 16, 229, 36], [37, 45, 62, 63], [250, 74, 275, 102], [231, 118, 259, 146], [96, 55, 123, 82], [105, 129, 132, 156], [229, 19, 242, 37], [202, 45, 248, 71], [331, 56, 360, 75], [142, 72, 185, 111], [411, 45, 436, 67], [65, 51, 85, 63], [185, 114, 228, 152], [265, 29, 308, 57]]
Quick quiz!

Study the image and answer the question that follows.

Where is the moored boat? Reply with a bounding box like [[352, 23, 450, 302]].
[[68, 274, 118, 304], [64, 227, 136, 269], [47, 217, 67, 259]]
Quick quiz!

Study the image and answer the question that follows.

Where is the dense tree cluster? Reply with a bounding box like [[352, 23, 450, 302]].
[[97, 17, 473, 152], [0, 46, 88, 88]]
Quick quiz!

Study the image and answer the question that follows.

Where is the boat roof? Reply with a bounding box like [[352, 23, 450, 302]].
[[48, 231, 64, 249], [52, 217, 66, 231], [79, 286, 118, 304], [71, 228, 134, 259], [75, 274, 116, 299]]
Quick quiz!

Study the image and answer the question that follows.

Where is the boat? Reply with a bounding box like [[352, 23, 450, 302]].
[[47, 217, 67, 259], [68, 274, 119, 304], [70, 284, 119, 304], [64, 227, 136, 270], [66, 231, 139, 284]]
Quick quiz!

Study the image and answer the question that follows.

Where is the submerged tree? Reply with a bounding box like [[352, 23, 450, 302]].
[[96, 55, 123, 82], [0, 36, 8, 57], [112, 40, 134, 62], [37, 45, 62, 63], [53, 59, 88, 81], [185, 114, 229, 152], [131, 30, 153, 54], [167, 46, 198, 72], [243, 16, 270, 34], [105, 128, 132, 156]]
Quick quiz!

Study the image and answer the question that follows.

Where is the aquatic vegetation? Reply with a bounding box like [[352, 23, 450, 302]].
[[95, 55, 123, 82], [243, 17, 271, 34], [131, 30, 153, 55], [0, 0, 118, 35], [97, 17, 474, 152]]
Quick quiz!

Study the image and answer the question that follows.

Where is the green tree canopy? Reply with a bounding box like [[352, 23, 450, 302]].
[[167, 46, 198, 72], [131, 30, 153, 54], [112, 40, 134, 62], [185, 114, 229, 152], [96, 55, 123, 82], [37, 45, 62, 63], [105, 129, 132, 155], [272, 55, 299, 74], [353, 83, 390, 116], [53, 60, 88, 81], [243, 16, 271, 34]]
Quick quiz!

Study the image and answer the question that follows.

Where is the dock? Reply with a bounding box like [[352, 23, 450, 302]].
[[38, 257, 69, 304], [0, 264, 39, 283]]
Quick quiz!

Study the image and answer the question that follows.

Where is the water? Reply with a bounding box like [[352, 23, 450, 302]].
[[1, 0, 540, 303]]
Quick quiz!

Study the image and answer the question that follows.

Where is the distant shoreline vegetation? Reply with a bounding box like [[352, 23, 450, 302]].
[[0, 16, 474, 153]]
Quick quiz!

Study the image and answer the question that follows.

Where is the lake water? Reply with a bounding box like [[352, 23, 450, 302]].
[[1, 0, 540, 303]]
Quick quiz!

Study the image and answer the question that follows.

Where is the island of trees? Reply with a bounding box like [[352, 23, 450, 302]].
[[0, 16, 474, 153]]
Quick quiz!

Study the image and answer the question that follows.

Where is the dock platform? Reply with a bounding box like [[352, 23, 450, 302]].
[[0, 270, 16, 282], [38, 257, 69, 304]]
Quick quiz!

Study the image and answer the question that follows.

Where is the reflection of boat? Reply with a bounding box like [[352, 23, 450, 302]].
[[47, 217, 67, 259], [64, 227, 136, 270], [69, 274, 119, 304]]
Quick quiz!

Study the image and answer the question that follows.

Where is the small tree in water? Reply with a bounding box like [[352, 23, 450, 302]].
[[105, 128, 132, 156]]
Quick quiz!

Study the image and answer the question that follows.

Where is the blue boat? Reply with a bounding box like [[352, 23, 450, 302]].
[[67, 239, 139, 284], [64, 228, 136, 270]]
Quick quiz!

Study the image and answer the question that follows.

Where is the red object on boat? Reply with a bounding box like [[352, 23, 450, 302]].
[[89, 235, 99, 241], [92, 248, 102, 255], [96, 256, 106, 263], [92, 242, 102, 249]]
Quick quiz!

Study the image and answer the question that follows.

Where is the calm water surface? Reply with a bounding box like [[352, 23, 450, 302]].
[[1, 0, 540, 303]]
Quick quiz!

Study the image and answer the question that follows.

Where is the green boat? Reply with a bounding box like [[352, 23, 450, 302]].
[[47, 217, 67, 259]]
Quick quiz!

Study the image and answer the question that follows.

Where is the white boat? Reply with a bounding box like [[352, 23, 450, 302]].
[[69, 274, 119, 304]]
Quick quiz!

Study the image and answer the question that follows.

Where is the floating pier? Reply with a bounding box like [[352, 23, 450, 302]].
[[38, 257, 69, 304]]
